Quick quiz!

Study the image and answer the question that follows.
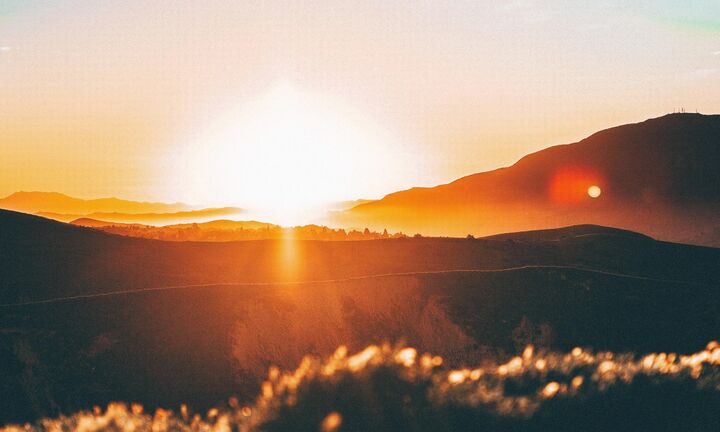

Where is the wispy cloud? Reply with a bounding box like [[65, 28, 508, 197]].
[[0, 46, 12, 52], [713, 50, 720, 56]]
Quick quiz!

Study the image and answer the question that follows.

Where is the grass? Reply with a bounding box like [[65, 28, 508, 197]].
[[3, 341, 719, 431]]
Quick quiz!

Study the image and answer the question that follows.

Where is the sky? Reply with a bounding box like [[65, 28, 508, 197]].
[[1, 0, 719, 219]]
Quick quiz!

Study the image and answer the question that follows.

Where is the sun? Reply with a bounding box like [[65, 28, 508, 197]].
[[587, 185, 602, 198], [174, 83, 408, 225]]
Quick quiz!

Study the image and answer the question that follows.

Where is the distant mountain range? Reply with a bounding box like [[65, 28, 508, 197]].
[[0, 191, 192, 214], [334, 113, 720, 246], [0, 191, 243, 225], [36, 208, 243, 225]]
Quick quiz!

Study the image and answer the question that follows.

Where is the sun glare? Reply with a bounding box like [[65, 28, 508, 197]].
[[548, 167, 605, 204], [175, 83, 408, 225]]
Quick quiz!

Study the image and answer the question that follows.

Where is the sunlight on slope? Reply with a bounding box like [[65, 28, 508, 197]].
[[278, 231, 300, 282]]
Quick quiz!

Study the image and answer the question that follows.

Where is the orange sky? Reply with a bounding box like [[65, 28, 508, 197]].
[[1, 1, 719, 221]]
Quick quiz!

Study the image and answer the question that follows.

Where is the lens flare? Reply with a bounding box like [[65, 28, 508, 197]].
[[548, 167, 604, 204]]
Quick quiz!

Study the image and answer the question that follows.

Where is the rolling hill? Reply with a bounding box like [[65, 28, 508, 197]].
[[1, 210, 719, 423], [2, 209, 719, 304], [335, 113, 720, 246]]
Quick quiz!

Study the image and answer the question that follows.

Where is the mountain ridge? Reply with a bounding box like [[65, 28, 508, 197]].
[[0, 191, 193, 215], [339, 113, 720, 245], [354, 113, 720, 209]]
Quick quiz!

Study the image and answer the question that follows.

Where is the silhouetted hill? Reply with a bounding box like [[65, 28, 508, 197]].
[[2, 209, 718, 304], [0, 191, 191, 215], [483, 224, 653, 242], [337, 114, 720, 246]]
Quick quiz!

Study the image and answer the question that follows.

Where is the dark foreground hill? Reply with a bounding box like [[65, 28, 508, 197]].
[[2, 209, 719, 304], [335, 113, 720, 246], [1, 210, 719, 424]]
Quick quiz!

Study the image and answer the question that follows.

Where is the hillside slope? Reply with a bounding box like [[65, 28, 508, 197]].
[[336, 114, 720, 245], [2, 210, 718, 304], [2, 269, 718, 424], [1, 210, 719, 423]]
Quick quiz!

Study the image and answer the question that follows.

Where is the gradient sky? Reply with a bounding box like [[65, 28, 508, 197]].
[[1, 1, 719, 214]]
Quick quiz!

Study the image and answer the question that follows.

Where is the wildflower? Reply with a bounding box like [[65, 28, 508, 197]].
[[262, 381, 273, 399], [420, 353, 434, 369], [333, 345, 348, 360], [542, 381, 560, 398], [321, 412, 342, 432], [642, 354, 655, 369], [448, 370, 467, 384], [131, 403, 144, 415], [523, 345, 534, 361], [348, 345, 379, 371], [470, 368, 483, 380], [268, 366, 280, 381], [598, 360, 614, 374], [571, 376, 584, 390], [395, 347, 417, 367], [507, 357, 523, 374]]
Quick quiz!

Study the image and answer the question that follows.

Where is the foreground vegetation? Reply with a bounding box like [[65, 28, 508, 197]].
[[3, 341, 719, 431]]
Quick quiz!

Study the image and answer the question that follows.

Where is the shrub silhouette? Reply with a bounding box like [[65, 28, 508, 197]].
[[6, 342, 720, 431]]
